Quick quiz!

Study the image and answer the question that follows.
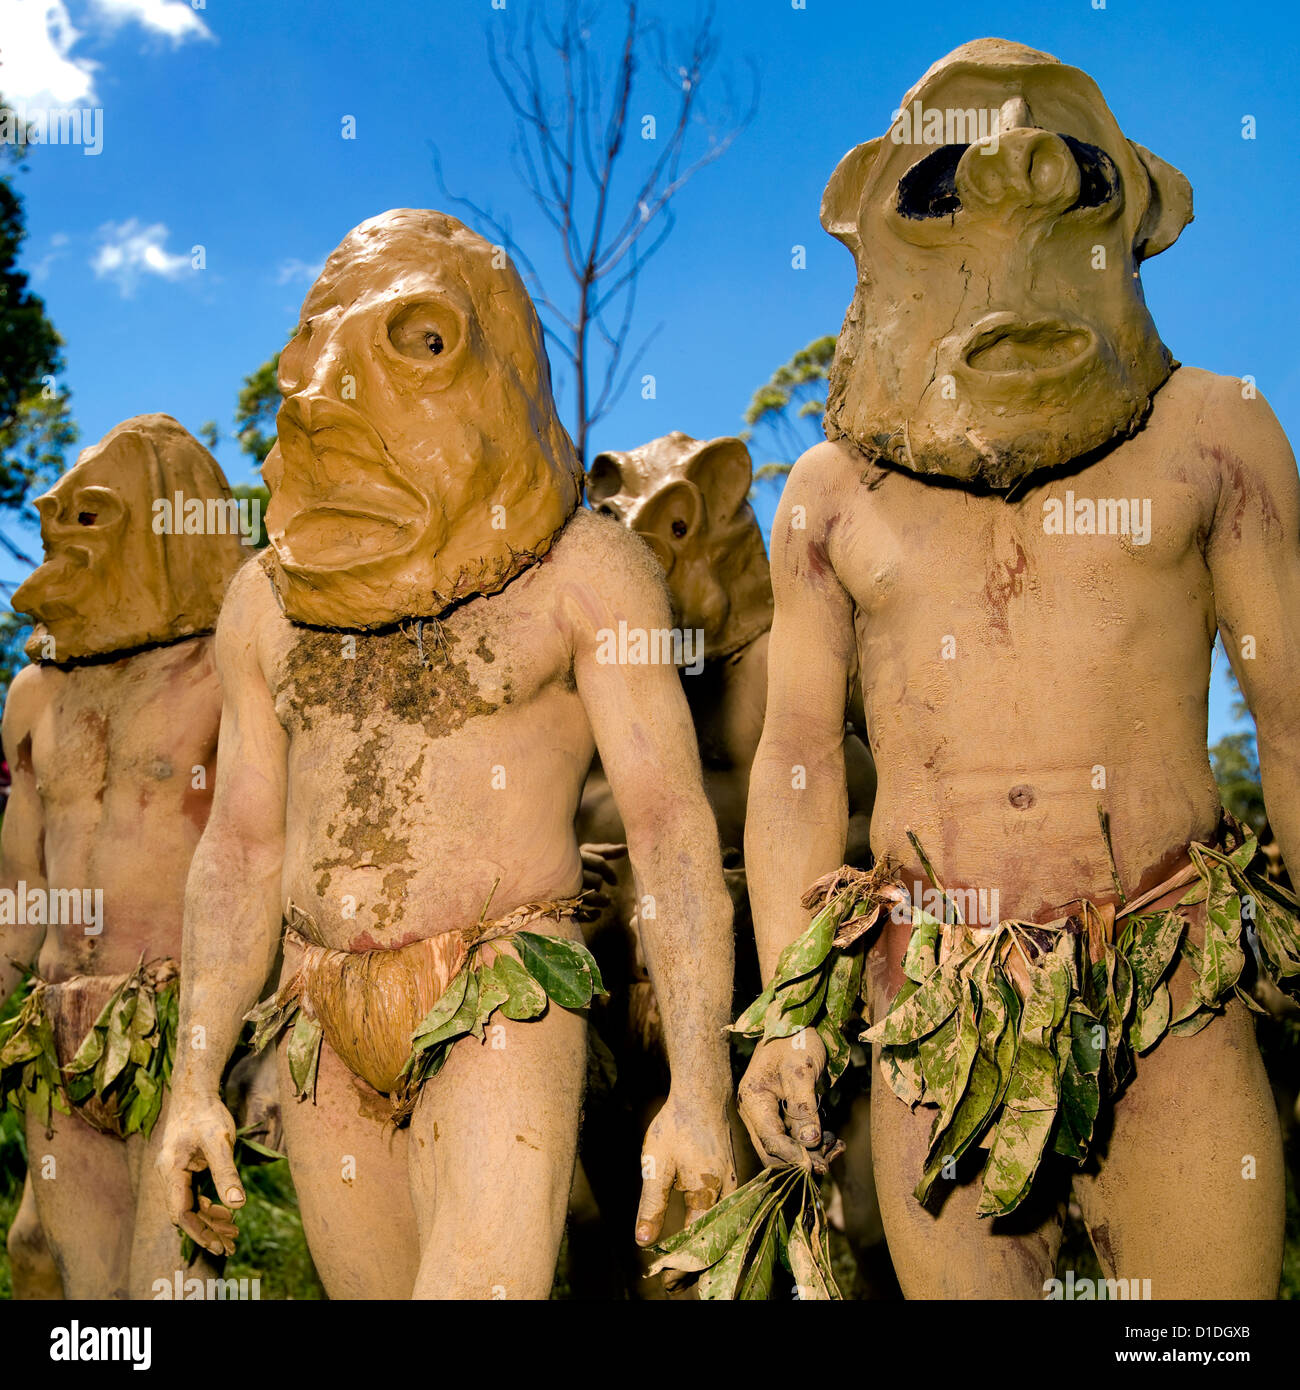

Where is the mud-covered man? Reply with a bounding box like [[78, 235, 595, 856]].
[[740, 41, 1299, 1298], [0, 416, 245, 1297], [156, 211, 737, 1299]]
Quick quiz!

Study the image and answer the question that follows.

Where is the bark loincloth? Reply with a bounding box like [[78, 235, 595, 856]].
[[0, 957, 180, 1138], [247, 893, 603, 1124], [732, 813, 1300, 1216]]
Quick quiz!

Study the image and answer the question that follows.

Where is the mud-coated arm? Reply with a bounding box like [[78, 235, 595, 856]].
[[158, 564, 287, 1247], [566, 524, 736, 1242], [738, 448, 859, 1167], [0, 666, 49, 1000], [1206, 380, 1300, 873]]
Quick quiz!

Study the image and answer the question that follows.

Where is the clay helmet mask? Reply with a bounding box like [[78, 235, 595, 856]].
[[821, 38, 1194, 489], [587, 433, 773, 657], [13, 414, 246, 662], [263, 210, 583, 629]]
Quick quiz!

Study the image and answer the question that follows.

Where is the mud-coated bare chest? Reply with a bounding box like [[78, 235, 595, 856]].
[[268, 602, 569, 745], [32, 646, 219, 812]]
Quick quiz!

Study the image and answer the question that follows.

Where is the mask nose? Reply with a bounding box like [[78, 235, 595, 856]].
[[955, 128, 1080, 215]]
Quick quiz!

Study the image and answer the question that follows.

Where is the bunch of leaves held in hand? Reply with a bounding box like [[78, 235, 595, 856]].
[[63, 962, 179, 1139], [648, 1153, 844, 1299], [730, 861, 907, 1089], [0, 983, 64, 1131]]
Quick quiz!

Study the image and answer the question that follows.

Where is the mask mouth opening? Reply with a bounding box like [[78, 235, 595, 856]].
[[960, 315, 1096, 379], [273, 505, 417, 572]]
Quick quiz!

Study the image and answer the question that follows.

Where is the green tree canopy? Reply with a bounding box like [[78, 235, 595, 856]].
[[235, 354, 281, 466], [741, 335, 834, 481], [0, 124, 77, 511]]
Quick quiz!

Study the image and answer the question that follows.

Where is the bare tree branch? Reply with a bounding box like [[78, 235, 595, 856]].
[[432, 0, 756, 464]]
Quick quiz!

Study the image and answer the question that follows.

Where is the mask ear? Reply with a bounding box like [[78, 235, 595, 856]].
[[1130, 140, 1193, 261], [586, 451, 627, 506], [684, 437, 753, 524], [820, 137, 883, 259], [635, 478, 704, 574]]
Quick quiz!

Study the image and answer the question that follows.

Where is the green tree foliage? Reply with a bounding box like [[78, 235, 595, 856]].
[[1208, 657, 1270, 838], [235, 354, 280, 466], [0, 123, 77, 510], [232, 483, 271, 550], [1210, 730, 1268, 837], [742, 335, 834, 481]]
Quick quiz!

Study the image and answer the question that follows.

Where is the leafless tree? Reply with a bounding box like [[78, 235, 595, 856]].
[[433, 0, 755, 465]]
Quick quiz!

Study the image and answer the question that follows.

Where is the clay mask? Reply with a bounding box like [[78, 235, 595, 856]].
[[14, 414, 246, 662], [263, 210, 583, 628], [587, 433, 772, 656], [820, 38, 1193, 489]]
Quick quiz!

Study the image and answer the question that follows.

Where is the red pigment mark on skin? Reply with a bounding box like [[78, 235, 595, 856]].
[[181, 772, 213, 833], [1200, 443, 1281, 541], [806, 538, 830, 580], [982, 540, 1029, 638]]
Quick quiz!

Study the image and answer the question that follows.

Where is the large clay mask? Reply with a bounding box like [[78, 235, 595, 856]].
[[263, 210, 583, 628], [587, 433, 772, 656], [13, 414, 245, 662], [820, 38, 1193, 488]]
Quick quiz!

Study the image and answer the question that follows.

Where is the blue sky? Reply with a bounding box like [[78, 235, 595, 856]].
[[2, 0, 1296, 741]]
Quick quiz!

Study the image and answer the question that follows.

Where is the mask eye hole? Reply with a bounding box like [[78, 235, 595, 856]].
[[386, 302, 461, 362], [897, 144, 967, 219], [1060, 135, 1119, 211], [77, 511, 98, 526]]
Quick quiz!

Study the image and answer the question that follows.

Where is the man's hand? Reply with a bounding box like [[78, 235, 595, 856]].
[[738, 1029, 830, 1170], [635, 1091, 737, 1246], [576, 842, 627, 923], [157, 1091, 246, 1256]]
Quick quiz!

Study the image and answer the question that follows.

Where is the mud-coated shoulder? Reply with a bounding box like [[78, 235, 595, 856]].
[[547, 506, 674, 643], [1, 661, 56, 752], [214, 552, 288, 679]]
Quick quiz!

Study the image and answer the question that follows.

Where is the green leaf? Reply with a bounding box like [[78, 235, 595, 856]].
[[731, 982, 776, 1036], [787, 1218, 838, 1299], [1195, 855, 1246, 1005], [977, 1105, 1058, 1216], [1053, 1008, 1102, 1161], [864, 963, 962, 1047], [648, 1168, 783, 1273], [472, 963, 509, 1040], [1169, 1005, 1215, 1038], [1126, 910, 1184, 1008], [410, 964, 472, 1047], [917, 969, 1015, 1204], [513, 932, 600, 1010], [734, 1206, 782, 1300], [1129, 980, 1171, 1053], [696, 1175, 796, 1300], [286, 1014, 322, 1097], [766, 967, 829, 1039], [769, 902, 841, 988], [485, 953, 548, 1022], [413, 968, 480, 1051], [901, 911, 943, 984]]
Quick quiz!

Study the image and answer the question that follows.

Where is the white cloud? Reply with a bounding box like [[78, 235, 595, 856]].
[[91, 218, 192, 295], [86, 0, 211, 43], [0, 2, 97, 107], [29, 230, 70, 282], [275, 257, 325, 286], [0, 0, 211, 108]]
